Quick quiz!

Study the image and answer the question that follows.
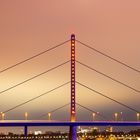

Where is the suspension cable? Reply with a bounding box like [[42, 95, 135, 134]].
[[76, 40, 140, 73], [38, 103, 70, 119], [76, 102, 108, 120], [0, 60, 70, 96], [3, 82, 70, 114], [76, 81, 139, 113], [0, 39, 70, 74], [76, 60, 140, 94]]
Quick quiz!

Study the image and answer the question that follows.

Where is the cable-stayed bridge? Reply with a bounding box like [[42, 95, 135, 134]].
[[0, 34, 140, 140]]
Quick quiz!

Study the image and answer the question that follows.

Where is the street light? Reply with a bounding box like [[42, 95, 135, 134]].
[[92, 113, 96, 121], [48, 113, 51, 120], [136, 113, 140, 121], [2, 113, 5, 120], [120, 112, 123, 121], [25, 112, 28, 120], [0, 112, 2, 120], [114, 113, 118, 121]]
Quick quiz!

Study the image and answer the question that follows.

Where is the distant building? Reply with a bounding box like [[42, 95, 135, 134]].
[[106, 126, 113, 132], [34, 131, 42, 135]]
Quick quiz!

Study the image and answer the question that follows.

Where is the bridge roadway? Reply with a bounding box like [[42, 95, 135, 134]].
[[0, 120, 140, 127]]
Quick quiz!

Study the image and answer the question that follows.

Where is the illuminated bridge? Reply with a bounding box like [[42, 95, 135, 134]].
[[0, 34, 140, 140], [0, 120, 140, 127]]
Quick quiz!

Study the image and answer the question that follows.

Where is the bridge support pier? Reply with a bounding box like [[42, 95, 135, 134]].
[[24, 125, 28, 136], [69, 126, 77, 140]]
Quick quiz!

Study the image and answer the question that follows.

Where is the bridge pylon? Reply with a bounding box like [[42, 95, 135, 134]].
[[70, 34, 76, 122], [69, 34, 77, 140]]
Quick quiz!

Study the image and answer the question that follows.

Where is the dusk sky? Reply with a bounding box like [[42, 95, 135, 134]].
[[0, 0, 140, 126]]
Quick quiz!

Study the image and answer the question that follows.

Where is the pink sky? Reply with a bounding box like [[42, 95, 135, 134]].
[[0, 0, 140, 122]]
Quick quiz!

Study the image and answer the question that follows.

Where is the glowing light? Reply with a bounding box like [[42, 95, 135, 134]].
[[92, 113, 96, 121], [137, 113, 140, 121], [48, 112, 51, 120], [71, 43, 75, 46], [114, 113, 118, 121], [25, 112, 28, 120], [72, 111, 75, 114], [1, 113, 5, 120]]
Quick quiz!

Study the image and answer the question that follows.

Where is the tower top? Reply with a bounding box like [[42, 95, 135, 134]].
[[71, 34, 75, 39]]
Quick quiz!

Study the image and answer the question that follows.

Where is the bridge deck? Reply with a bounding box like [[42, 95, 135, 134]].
[[0, 121, 140, 127]]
